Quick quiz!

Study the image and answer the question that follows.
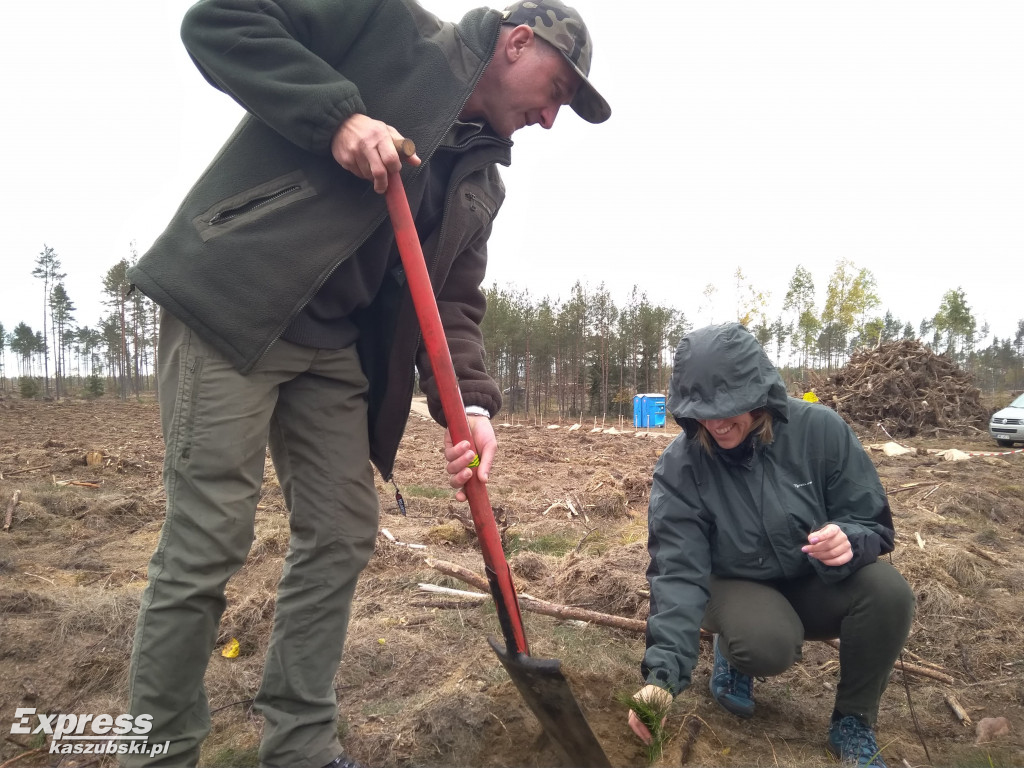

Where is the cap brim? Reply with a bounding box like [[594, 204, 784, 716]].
[[566, 60, 610, 123]]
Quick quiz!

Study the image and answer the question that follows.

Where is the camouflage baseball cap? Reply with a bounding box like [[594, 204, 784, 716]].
[[502, 0, 611, 124]]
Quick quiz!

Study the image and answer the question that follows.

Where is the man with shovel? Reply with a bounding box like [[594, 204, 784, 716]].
[[122, 1, 609, 767]]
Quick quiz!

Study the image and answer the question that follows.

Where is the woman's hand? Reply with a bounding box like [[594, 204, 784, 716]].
[[627, 684, 672, 744], [802, 523, 853, 566]]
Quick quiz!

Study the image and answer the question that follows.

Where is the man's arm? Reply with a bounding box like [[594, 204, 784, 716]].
[[416, 226, 503, 425], [416, 189, 502, 501], [426, 221, 501, 501], [183, 0, 422, 190], [181, 0, 380, 154]]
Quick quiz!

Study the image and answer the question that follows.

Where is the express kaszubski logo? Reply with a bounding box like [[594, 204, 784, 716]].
[[10, 708, 169, 757]]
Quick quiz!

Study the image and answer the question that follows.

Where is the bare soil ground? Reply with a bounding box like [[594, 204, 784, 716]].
[[1, 394, 1023, 768]]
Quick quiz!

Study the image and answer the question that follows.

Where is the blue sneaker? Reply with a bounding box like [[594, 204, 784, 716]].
[[709, 634, 755, 718], [827, 715, 888, 767]]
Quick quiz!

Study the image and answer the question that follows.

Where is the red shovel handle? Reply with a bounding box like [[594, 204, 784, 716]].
[[384, 169, 529, 657]]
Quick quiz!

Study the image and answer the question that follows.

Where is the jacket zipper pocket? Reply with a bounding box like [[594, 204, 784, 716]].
[[209, 186, 301, 225], [193, 170, 316, 242], [463, 191, 495, 218]]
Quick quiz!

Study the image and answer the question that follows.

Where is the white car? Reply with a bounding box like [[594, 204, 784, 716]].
[[989, 392, 1024, 447]]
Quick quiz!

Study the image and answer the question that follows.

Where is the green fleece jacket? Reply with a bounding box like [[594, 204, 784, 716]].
[[127, 0, 511, 479], [642, 323, 895, 695]]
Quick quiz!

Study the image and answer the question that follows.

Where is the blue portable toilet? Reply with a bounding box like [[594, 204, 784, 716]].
[[633, 393, 667, 428]]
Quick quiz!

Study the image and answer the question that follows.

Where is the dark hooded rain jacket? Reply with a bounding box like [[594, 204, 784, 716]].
[[642, 323, 894, 695]]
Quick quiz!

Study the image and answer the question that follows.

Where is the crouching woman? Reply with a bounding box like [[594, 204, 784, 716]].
[[628, 323, 915, 768]]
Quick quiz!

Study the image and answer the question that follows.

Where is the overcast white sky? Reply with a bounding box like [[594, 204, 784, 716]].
[[3, 1, 1023, 357]]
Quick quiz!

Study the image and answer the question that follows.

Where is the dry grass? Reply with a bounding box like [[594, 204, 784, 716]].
[[0, 590, 57, 614], [2, 399, 1024, 767], [54, 587, 139, 644], [550, 546, 649, 618]]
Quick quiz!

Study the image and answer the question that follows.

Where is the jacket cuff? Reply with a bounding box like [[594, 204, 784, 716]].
[[644, 668, 679, 696], [313, 94, 368, 155]]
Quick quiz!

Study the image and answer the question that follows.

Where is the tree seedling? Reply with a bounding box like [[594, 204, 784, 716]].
[[618, 690, 672, 764]]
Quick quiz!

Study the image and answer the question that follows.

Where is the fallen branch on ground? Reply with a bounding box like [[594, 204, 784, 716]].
[[380, 528, 427, 549], [55, 480, 101, 489], [895, 659, 956, 686], [887, 482, 941, 495], [427, 559, 958, 685], [965, 544, 1009, 567], [419, 584, 491, 600], [23, 572, 55, 585], [822, 639, 956, 685], [944, 693, 972, 726], [423, 559, 646, 633], [542, 497, 588, 521], [2, 465, 48, 477], [903, 649, 957, 673], [426, 558, 491, 592], [962, 674, 1024, 688]]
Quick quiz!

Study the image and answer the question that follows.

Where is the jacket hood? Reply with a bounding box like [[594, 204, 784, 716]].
[[668, 323, 789, 438]]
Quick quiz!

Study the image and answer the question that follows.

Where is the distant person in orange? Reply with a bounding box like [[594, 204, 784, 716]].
[[629, 323, 914, 768]]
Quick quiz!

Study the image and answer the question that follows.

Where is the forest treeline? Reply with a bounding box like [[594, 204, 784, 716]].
[[3, 245, 1023, 418]]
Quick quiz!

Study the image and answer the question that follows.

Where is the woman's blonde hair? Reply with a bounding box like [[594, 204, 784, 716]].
[[695, 408, 774, 454]]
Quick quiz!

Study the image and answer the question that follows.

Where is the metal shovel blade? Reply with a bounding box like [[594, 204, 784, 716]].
[[489, 638, 612, 768]]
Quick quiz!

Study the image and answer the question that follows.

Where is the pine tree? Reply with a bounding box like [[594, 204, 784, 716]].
[[32, 244, 65, 396]]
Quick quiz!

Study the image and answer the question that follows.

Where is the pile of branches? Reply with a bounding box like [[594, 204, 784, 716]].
[[806, 339, 988, 438]]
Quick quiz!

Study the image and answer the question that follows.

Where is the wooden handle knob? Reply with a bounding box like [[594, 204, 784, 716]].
[[394, 137, 416, 158]]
